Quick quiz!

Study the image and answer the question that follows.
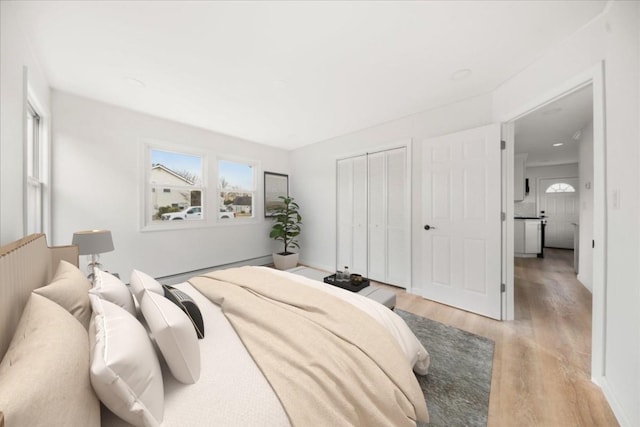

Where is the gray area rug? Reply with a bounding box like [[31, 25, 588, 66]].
[[286, 268, 494, 426], [396, 310, 494, 427]]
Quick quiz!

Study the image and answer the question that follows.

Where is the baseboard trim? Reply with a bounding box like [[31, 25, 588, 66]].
[[576, 273, 593, 293], [593, 376, 633, 427], [156, 255, 273, 285], [297, 259, 333, 274]]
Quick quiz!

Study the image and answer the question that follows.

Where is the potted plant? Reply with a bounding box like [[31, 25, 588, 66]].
[[269, 196, 302, 270]]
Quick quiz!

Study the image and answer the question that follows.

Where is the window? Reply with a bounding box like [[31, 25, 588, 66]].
[[26, 103, 43, 234], [545, 183, 576, 193], [146, 148, 204, 225], [218, 159, 255, 219]]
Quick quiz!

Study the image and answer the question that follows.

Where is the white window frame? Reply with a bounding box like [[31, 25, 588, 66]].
[[24, 91, 49, 238], [217, 157, 258, 222], [141, 141, 207, 231], [545, 182, 576, 193]]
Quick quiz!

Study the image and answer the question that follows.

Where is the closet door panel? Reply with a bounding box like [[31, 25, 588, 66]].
[[386, 148, 409, 286], [368, 152, 386, 282], [387, 230, 408, 285], [386, 148, 407, 228], [351, 156, 368, 274], [336, 159, 354, 269]]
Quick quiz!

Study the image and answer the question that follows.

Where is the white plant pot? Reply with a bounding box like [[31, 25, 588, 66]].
[[272, 252, 299, 270]]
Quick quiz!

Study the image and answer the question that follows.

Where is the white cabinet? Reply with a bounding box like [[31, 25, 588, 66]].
[[336, 147, 410, 288], [524, 221, 541, 254], [514, 154, 528, 201], [514, 218, 541, 257], [514, 219, 525, 253]]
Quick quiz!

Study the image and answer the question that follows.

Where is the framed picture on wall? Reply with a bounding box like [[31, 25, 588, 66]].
[[264, 172, 289, 217]]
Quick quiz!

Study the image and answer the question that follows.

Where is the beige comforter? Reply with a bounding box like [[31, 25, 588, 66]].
[[189, 266, 429, 427]]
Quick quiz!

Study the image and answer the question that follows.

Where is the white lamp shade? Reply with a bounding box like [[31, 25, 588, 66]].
[[72, 230, 115, 255]]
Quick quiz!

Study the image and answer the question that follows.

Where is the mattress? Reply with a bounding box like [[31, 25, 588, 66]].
[[103, 268, 429, 426]]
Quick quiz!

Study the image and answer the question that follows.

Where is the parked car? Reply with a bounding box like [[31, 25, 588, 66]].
[[219, 207, 235, 219], [161, 206, 202, 220]]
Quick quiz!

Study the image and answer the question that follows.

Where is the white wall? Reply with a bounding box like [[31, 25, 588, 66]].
[[52, 91, 289, 280], [494, 2, 639, 425], [578, 121, 594, 292], [0, 3, 51, 244], [290, 93, 493, 274]]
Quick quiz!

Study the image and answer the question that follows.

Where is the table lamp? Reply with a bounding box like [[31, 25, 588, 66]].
[[72, 229, 114, 280]]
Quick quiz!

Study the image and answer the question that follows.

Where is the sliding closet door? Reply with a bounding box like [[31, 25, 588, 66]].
[[337, 147, 409, 288], [385, 147, 410, 286], [368, 152, 386, 282], [368, 147, 410, 288], [336, 155, 367, 275]]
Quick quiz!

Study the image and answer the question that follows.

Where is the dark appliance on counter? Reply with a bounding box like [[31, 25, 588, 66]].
[[538, 211, 546, 258]]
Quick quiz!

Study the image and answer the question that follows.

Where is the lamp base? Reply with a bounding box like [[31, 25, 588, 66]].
[[86, 254, 104, 284]]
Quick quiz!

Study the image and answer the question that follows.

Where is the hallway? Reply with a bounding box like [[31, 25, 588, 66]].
[[386, 248, 619, 426]]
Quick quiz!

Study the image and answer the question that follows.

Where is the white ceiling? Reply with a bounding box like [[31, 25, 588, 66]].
[[515, 85, 593, 167], [10, 1, 606, 149]]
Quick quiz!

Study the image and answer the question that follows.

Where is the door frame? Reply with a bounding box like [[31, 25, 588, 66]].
[[499, 62, 607, 382]]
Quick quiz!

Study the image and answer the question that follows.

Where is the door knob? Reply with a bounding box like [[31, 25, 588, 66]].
[[424, 225, 436, 230]]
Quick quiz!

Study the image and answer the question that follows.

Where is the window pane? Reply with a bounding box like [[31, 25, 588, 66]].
[[151, 149, 202, 185], [220, 191, 253, 218], [150, 188, 202, 222], [26, 105, 39, 179], [545, 183, 576, 193], [219, 160, 254, 191], [26, 180, 42, 234], [147, 147, 205, 227]]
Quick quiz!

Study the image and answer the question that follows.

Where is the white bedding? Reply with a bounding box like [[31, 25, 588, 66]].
[[103, 268, 429, 426]]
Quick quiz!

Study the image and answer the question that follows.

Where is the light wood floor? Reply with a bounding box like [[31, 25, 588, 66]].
[[375, 249, 619, 427]]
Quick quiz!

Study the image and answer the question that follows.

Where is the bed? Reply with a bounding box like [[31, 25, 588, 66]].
[[0, 234, 430, 427]]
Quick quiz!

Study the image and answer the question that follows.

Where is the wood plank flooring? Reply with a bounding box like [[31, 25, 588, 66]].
[[374, 248, 619, 427]]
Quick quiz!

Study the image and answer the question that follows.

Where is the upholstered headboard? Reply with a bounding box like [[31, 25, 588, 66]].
[[0, 234, 78, 358]]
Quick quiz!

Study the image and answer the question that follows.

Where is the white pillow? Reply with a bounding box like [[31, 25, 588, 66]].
[[89, 295, 164, 427], [130, 269, 164, 303], [90, 269, 136, 316], [140, 291, 201, 384]]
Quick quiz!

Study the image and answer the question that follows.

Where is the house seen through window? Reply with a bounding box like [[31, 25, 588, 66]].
[[218, 159, 255, 219], [148, 149, 204, 223]]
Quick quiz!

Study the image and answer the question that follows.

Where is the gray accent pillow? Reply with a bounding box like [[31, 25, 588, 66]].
[[163, 285, 205, 339]]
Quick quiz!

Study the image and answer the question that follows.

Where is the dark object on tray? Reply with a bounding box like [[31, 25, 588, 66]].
[[323, 274, 370, 292]]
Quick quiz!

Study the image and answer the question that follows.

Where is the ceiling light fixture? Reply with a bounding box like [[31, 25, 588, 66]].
[[572, 130, 582, 141], [552, 142, 564, 147], [450, 68, 472, 81]]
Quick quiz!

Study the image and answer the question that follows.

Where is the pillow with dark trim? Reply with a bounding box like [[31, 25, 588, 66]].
[[163, 285, 205, 339]]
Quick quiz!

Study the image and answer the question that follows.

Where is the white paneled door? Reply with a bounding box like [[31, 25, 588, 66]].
[[539, 177, 579, 249], [417, 124, 502, 319]]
